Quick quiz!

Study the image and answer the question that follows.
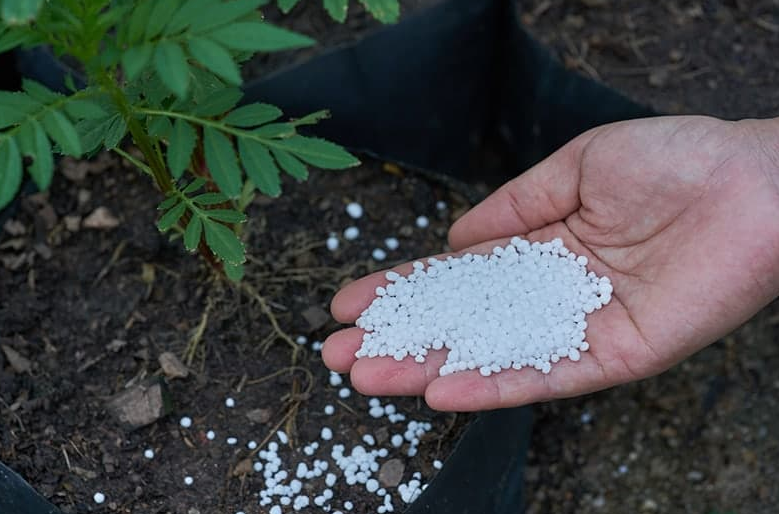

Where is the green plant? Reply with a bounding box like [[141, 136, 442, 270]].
[[0, 0, 398, 280]]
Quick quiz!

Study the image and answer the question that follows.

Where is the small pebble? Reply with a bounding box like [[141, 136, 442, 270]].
[[384, 237, 399, 251], [143, 449, 154, 459], [93, 492, 105, 504], [344, 226, 360, 240], [346, 202, 364, 219], [415, 216, 429, 228], [184, 476, 194, 486], [179, 416, 192, 428], [372, 248, 387, 261], [225, 397, 235, 408]]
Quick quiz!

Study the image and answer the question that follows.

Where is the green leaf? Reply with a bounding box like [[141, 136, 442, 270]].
[[238, 139, 281, 197], [158, 194, 181, 211], [204, 209, 246, 223], [360, 0, 399, 23], [21, 79, 59, 103], [145, 0, 183, 40], [167, 119, 196, 179], [203, 127, 242, 198], [17, 120, 53, 190], [41, 110, 82, 156], [189, 0, 266, 33], [183, 216, 202, 252], [64, 98, 108, 120], [103, 115, 128, 149], [323, 0, 348, 22], [271, 148, 307, 181], [154, 41, 190, 98], [187, 38, 241, 85], [0, 26, 37, 52], [203, 219, 245, 264], [0, 137, 23, 209], [252, 122, 294, 138], [290, 109, 330, 126], [166, 0, 212, 34], [223, 261, 244, 282], [121, 43, 154, 81], [277, 0, 300, 13], [271, 135, 359, 169], [76, 117, 113, 153], [223, 103, 282, 128], [157, 201, 187, 232], [193, 87, 243, 117], [126, 0, 155, 43], [208, 22, 314, 52], [0, 91, 40, 128], [148, 116, 173, 138], [183, 177, 207, 194], [192, 192, 229, 205], [1, 0, 44, 25]]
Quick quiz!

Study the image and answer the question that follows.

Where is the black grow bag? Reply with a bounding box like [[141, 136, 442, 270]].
[[2, 0, 655, 512]]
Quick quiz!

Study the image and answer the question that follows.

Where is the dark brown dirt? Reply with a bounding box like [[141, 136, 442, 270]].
[[515, 1, 779, 513]]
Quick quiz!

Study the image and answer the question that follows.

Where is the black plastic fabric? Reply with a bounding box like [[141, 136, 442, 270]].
[[0, 462, 62, 514]]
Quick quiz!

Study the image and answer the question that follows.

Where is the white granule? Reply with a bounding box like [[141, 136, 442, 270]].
[[324, 404, 335, 415], [344, 226, 360, 240], [372, 248, 387, 261], [355, 237, 612, 376], [93, 492, 105, 504], [179, 416, 192, 428], [346, 202, 363, 219], [184, 476, 194, 486], [415, 215, 429, 228], [225, 397, 235, 408], [326, 235, 339, 251], [143, 448, 154, 459], [384, 237, 399, 251], [206, 430, 215, 440]]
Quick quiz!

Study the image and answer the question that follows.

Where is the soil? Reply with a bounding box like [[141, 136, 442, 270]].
[[0, 152, 468, 513], [515, 1, 779, 513]]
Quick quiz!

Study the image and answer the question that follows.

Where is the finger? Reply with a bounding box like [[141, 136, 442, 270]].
[[448, 128, 599, 251], [322, 327, 364, 373], [350, 351, 448, 397]]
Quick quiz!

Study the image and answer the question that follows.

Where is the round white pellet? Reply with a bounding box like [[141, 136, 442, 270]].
[[435, 200, 447, 211], [179, 416, 192, 428], [366, 478, 380, 493], [184, 476, 194, 486], [226, 437, 238, 445], [391, 434, 403, 448], [329, 372, 343, 387], [270, 507, 281, 514], [321, 427, 333, 440], [93, 492, 105, 504], [344, 501, 354, 510], [326, 236, 340, 251], [344, 226, 360, 240], [296, 335, 308, 345], [225, 397, 235, 408], [372, 248, 387, 261], [253, 461, 263, 472], [206, 430, 215, 440], [324, 404, 335, 415], [277, 430, 289, 444], [415, 215, 429, 228], [346, 202, 364, 219], [384, 237, 399, 251], [247, 440, 258, 450], [433, 459, 443, 469], [143, 449, 154, 459], [338, 387, 351, 399]]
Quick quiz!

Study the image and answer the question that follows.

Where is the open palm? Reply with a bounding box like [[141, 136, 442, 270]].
[[323, 115, 779, 411]]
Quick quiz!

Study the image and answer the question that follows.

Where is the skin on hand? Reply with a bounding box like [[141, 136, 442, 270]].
[[323, 115, 779, 412]]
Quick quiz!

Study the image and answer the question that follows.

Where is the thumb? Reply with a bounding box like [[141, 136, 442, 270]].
[[448, 128, 597, 251]]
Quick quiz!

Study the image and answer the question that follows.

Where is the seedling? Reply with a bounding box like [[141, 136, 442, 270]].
[[0, 0, 399, 279]]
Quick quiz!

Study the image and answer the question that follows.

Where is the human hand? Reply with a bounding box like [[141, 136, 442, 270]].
[[323, 115, 779, 411]]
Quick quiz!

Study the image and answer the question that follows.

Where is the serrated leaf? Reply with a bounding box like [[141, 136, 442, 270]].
[[193, 87, 243, 117], [0, 137, 23, 209], [360, 0, 399, 23], [0, 91, 40, 128], [271, 148, 308, 181], [166, 0, 212, 34], [203, 127, 242, 198], [121, 43, 153, 81], [223, 103, 282, 128], [0, 26, 37, 52], [41, 110, 82, 156], [187, 38, 241, 85], [1, 0, 44, 25], [158, 194, 181, 211], [223, 261, 244, 282], [145, 0, 183, 40], [277, 0, 300, 13], [157, 201, 187, 232], [183, 177, 207, 194], [208, 22, 314, 52], [126, 0, 155, 43], [103, 115, 128, 149], [18, 120, 53, 190], [252, 122, 294, 138], [22, 79, 60, 103], [189, 0, 266, 33], [204, 209, 246, 223], [203, 219, 245, 264], [76, 117, 113, 153], [238, 139, 281, 197], [184, 216, 202, 252], [192, 192, 229, 205], [148, 116, 173, 138], [290, 109, 330, 126], [167, 119, 196, 179], [271, 135, 359, 169], [64, 98, 108, 120], [154, 41, 190, 99], [324, 0, 348, 22]]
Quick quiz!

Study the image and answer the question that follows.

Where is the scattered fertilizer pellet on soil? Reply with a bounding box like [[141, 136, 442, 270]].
[[435, 200, 447, 211], [226, 437, 238, 445], [415, 215, 429, 228], [346, 202, 364, 219], [338, 387, 352, 398], [143, 448, 154, 459], [312, 340, 323, 351], [384, 237, 399, 250], [321, 427, 333, 440], [296, 335, 308, 345], [355, 237, 612, 376], [93, 492, 105, 504], [248, 440, 258, 450], [326, 235, 339, 251], [277, 430, 289, 444], [179, 416, 192, 428], [372, 248, 387, 261], [184, 476, 194, 486], [344, 226, 360, 240], [324, 404, 335, 415], [329, 371, 343, 386], [433, 459, 443, 469], [225, 397, 235, 408], [206, 430, 215, 440]]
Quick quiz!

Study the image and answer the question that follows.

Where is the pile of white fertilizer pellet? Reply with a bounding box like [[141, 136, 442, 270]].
[[355, 237, 612, 376]]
